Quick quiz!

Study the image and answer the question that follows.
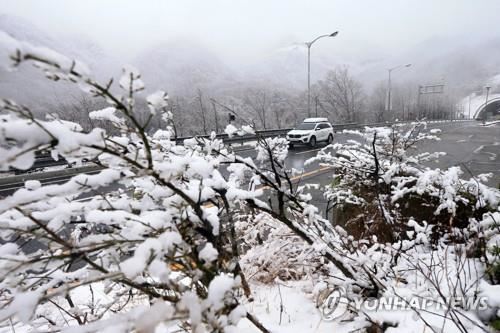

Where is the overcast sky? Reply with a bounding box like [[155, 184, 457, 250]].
[[2, 0, 500, 65]]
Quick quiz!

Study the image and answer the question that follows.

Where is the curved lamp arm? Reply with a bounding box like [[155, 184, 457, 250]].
[[306, 31, 339, 47]]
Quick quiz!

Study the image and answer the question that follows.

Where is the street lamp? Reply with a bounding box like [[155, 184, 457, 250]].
[[385, 63, 411, 114], [484, 86, 491, 122], [468, 94, 472, 119], [306, 31, 338, 117]]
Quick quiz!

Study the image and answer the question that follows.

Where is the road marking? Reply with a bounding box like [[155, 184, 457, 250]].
[[74, 196, 97, 202], [203, 165, 334, 209], [293, 148, 323, 155], [233, 146, 256, 153], [484, 152, 497, 161], [289, 166, 332, 182], [473, 145, 484, 154], [258, 166, 333, 189]]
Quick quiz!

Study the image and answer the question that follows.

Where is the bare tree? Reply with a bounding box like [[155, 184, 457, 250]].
[[195, 88, 209, 135], [211, 99, 220, 133], [317, 66, 365, 123], [171, 96, 191, 136], [243, 88, 269, 129], [269, 91, 291, 129], [53, 94, 107, 131], [368, 81, 388, 122]]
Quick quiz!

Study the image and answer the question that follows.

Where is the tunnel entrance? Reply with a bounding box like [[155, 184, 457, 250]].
[[475, 98, 500, 120]]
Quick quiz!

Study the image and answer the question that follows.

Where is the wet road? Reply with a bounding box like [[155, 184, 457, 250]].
[[235, 121, 499, 180], [1, 121, 497, 206], [241, 121, 499, 216], [2, 121, 498, 252], [417, 122, 499, 185]]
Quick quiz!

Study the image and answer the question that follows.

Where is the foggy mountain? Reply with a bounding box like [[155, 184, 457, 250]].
[[132, 40, 239, 96], [357, 35, 500, 95], [0, 14, 116, 111], [132, 41, 338, 96], [240, 45, 313, 91]]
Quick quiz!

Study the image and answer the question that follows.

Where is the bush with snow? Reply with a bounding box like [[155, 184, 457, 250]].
[[0, 36, 270, 332], [299, 122, 500, 331], [0, 34, 499, 333], [310, 123, 499, 243], [0, 34, 377, 333]]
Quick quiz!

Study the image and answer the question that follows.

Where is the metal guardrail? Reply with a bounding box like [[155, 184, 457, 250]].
[[175, 128, 294, 145], [0, 165, 103, 188], [7, 151, 70, 175], [176, 119, 471, 145], [9, 119, 473, 175], [174, 123, 370, 145]]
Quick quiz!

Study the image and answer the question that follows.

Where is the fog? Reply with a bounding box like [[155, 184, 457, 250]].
[[2, 0, 500, 66], [1, 0, 500, 126]]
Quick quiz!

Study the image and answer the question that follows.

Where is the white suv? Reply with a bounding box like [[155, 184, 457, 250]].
[[286, 118, 334, 148]]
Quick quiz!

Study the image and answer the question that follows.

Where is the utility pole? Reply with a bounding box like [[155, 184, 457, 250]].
[[306, 31, 338, 117], [385, 64, 411, 118]]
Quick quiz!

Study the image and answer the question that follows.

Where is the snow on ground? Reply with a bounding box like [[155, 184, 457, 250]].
[[3, 278, 495, 333], [483, 120, 500, 126], [237, 281, 490, 333], [238, 282, 343, 332]]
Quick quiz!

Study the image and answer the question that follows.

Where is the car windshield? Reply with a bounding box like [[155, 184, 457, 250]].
[[296, 123, 316, 130]]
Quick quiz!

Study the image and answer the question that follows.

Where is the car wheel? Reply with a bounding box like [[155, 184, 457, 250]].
[[289, 142, 294, 149], [327, 134, 333, 144], [309, 136, 316, 147]]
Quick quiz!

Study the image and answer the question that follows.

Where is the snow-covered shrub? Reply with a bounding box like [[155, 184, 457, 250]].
[[0, 33, 384, 333], [466, 211, 500, 284], [1, 33, 500, 333], [298, 123, 500, 331], [238, 212, 327, 283], [311, 123, 500, 244], [0, 36, 269, 332]]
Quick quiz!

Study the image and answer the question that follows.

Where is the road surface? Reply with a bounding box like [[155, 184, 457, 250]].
[[0, 121, 497, 207], [1, 121, 497, 253], [227, 121, 499, 217]]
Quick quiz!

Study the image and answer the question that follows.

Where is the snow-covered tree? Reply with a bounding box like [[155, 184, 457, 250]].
[[0, 33, 499, 333], [0, 33, 379, 333]]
